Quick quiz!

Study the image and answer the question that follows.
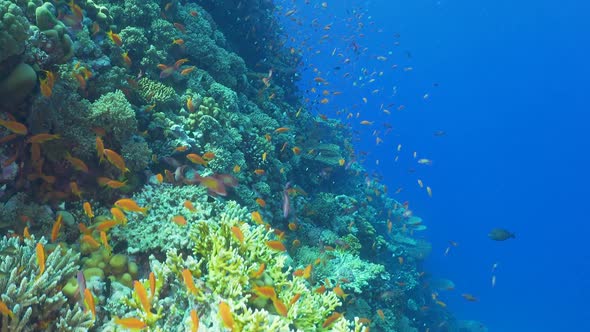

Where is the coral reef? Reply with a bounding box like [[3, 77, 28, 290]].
[[0, 0, 449, 330], [0, 236, 93, 330]]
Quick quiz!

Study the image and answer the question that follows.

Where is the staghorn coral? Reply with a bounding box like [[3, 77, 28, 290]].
[[110, 184, 217, 255], [111, 199, 367, 331], [0, 236, 93, 330], [137, 77, 177, 106], [294, 246, 389, 294]]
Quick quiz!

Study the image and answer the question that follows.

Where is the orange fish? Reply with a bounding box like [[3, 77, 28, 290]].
[[96, 220, 118, 232], [83, 288, 96, 319], [251, 211, 263, 224], [202, 151, 215, 160], [182, 269, 198, 295], [106, 179, 127, 189], [0, 300, 14, 319], [253, 285, 276, 298], [27, 133, 60, 144], [36, 242, 45, 277], [39, 75, 54, 97], [100, 231, 111, 252], [172, 38, 185, 45], [289, 293, 301, 306], [155, 173, 163, 183], [149, 272, 156, 299], [134, 281, 151, 316], [315, 285, 326, 294], [190, 309, 199, 332], [95, 136, 105, 162], [114, 198, 147, 215], [255, 198, 266, 207], [274, 127, 290, 133], [111, 207, 127, 224], [288, 222, 297, 231], [174, 58, 190, 68], [292, 147, 301, 155], [180, 66, 196, 75], [292, 239, 301, 247], [171, 215, 187, 226], [0, 119, 27, 135], [250, 263, 265, 279], [377, 309, 385, 320], [186, 97, 194, 112], [219, 301, 234, 330], [360, 120, 373, 125], [302, 264, 312, 279], [23, 227, 31, 239], [320, 98, 329, 104], [114, 317, 147, 329], [231, 226, 244, 243], [65, 153, 89, 173], [272, 297, 288, 317], [103, 149, 129, 173], [333, 284, 348, 299], [254, 169, 265, 175], [186, 153, 208, 165], [70, 181, 83, 199], [51, 213, 63, 242], [175, 145, 189, 152], [266, 240, 286, 251], [233, 165, 241, 173], [81, 235, 101, 249], [107, 30, 123, 46], [322, 312, 342, 328], [183, 200, 197, 212], [122, 51, 132, 67], [0, 133, 17, 144], [78, 223, 91, 235]]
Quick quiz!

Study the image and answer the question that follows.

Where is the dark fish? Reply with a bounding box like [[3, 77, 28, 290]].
[[488, 228, 515, 241]]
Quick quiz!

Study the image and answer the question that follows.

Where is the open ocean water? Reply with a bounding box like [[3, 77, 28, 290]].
[[281, 0, 590, 331]]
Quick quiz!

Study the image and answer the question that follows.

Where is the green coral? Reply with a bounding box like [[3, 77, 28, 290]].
[[0, 0, 30, 63], [114, 199, 366, 331], [137, 77, 176, 105], [0, 236, 93, 330], [110, 184, 216, 255], [35, 2, 73, 62], [295, 246, 389, 294], [89, 89, 138, 144]]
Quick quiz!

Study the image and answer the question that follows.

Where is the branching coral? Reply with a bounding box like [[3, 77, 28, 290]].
[[112, 199, 368, 331], [0, 236, 93, 331]]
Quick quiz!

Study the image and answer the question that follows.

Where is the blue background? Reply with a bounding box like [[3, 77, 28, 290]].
[[281, 0, 590, 330]]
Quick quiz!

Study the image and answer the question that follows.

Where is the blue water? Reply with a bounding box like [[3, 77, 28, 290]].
[[280, 0, 590, 330]]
